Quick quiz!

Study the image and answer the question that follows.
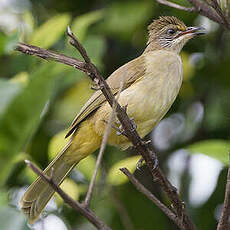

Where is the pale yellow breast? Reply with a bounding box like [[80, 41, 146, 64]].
[[92, 50, 183, 148]]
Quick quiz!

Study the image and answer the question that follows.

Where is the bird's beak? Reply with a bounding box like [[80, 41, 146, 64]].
[[179, 26, 206, 37]]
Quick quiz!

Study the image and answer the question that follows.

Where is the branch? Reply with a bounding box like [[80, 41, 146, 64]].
[[24, 160, 111, 230], [120, 168, 184, 230], [15, 27, 196, 230], [217, 152, 230, 230], [155, 0, 230, 30], [187, 0, 229, 28], [209, 0, 230, 28], [15, 43, 89, 74], [156, 0, 195, 12], [83, 65, 126, 208]]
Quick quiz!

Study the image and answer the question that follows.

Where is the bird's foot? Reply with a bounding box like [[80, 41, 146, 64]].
[[116, 116, 136, 137], [136, 157, 145, 170]]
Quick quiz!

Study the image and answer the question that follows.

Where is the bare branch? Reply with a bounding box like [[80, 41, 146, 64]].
[[120, 168, 184, 229], [187, 0, 227, 27], [156, 0, 195, 12], [156, 0, 229, 29], [15, 43, 89, 74], [209, 0, 230, 28], [24, 160, 111, 230], [67, 26, 91, 64], [217, 152, 230, 230]]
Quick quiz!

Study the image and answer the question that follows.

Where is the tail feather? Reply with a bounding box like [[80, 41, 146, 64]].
[[20, 144, 76, 224]]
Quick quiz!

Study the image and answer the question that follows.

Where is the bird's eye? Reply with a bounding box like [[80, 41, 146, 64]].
[[167, 29, 176, 35]]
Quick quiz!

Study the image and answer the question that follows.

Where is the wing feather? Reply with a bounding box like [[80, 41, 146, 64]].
[[65, 55, 146, 138]]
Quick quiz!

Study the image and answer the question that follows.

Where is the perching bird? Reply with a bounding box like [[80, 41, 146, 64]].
[[20, 16, 205, 223]]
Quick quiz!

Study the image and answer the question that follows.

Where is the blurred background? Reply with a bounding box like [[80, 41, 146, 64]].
[[0, 0, 230, 229]]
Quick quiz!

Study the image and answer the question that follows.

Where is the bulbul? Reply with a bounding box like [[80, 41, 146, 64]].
[[20, 16, 205, 223]]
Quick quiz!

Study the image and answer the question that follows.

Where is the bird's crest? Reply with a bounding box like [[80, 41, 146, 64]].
[[148, 16, 187, 33]]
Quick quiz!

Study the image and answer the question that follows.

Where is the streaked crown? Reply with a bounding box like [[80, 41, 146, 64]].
[[146, 16, 204, 53], [148, 16, 186, 35]]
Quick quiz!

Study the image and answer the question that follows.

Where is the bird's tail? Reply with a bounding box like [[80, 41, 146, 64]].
[[20, 143, 77, 224]]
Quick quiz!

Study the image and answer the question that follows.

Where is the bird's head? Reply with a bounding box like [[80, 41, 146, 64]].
[[146, 16, 206, 53]]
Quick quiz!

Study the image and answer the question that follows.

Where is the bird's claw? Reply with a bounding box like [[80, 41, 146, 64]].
[[136, 157, 145, 170], [148, 150, 159, 170]]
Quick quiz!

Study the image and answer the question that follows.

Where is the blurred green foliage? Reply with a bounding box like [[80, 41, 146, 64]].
[[1, 0, 230, 229]]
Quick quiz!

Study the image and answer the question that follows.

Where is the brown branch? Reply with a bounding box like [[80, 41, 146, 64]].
[[15, 43, 89, 74], [156, 0, 195, 12], [209, 0, 230, 28], [217, 152, 230, 230], [187, 0, 229, 28], [67, 26, 91, 64], [24, 160, 111, 230], [156, 0, 230, 30], [15, 27, 196, 230], [120, 167, 184, 230], [83, 65, 126, 208]]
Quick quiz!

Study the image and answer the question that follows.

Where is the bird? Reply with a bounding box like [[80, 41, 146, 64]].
[[20, 16, 205, 223]]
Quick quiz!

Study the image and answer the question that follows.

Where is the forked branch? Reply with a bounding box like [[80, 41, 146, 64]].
[[156, 0, 230, 30]]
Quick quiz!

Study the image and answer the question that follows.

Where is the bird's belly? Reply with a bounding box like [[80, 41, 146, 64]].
[[92, 66, 182, 149]]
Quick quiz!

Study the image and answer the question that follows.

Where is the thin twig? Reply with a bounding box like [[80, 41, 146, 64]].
[[217, 152, 230, 230], [156, 0, 195, 12], [120, 168, 185, 229], [15, 43, 89, 74], [83, 66, 127, 207], [24, 160, 111, 230], [67, 26, 91, 64]]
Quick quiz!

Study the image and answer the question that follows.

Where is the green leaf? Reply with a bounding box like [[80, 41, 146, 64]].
[[56, 178, 80, 205], [0, 79, 22, 117], [0, 190, 8, 206], [48, 129, 70, 160], [77, 155, 98, 181], [0, 62, 59, 185], [71, 10, 104, 41], [0, 33, 7, 54], [83, 35, 105, 68], [4, 32, 20, 54], [101, 1, 152, 40], [30, 14, 71, 48], [107, 155, 140, 186], [186, 139, 230, 165]]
